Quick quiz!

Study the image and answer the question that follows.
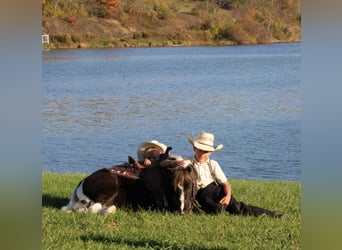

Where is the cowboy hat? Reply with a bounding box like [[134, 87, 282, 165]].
[[137, 140, 167, 161], [187, 132, 223, 152]]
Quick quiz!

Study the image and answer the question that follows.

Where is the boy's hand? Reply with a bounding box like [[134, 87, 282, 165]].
[[219, 195, 231, 206], [143, 159, 152, 166]]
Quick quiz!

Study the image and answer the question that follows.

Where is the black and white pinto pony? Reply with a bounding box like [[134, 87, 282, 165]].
[[61, 147, 200, 214]]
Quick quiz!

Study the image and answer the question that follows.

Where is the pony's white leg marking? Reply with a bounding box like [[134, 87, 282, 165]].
[[88, 203, 103, 213], [178, 183, 185, 214], [89, 203, 117, 214], [98, 205, 117, 215]]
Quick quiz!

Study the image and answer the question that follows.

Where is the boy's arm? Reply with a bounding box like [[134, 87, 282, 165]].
[[219, 181, 232, 206]]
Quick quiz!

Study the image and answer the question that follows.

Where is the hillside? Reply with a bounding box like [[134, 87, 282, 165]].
[[42, 0, 301, 49]]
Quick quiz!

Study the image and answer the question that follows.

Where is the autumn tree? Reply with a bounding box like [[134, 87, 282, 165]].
[[83, 0, 121, 18], [42, 0, 121, 18], [42, 0, 87, 18]]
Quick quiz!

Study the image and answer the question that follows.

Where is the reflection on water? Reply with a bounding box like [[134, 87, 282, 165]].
[[43, 43, 301, 181]]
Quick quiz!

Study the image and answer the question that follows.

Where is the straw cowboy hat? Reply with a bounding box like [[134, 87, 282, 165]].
[[187, 132, 223, 152], [137, 140, 167, 161]]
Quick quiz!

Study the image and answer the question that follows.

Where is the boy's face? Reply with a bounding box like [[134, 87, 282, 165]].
[[194, 147, 212, 163], [145, 149, 161, 161]]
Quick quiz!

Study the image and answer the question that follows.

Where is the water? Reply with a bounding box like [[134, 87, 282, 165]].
[[42, 43, 301, 181]]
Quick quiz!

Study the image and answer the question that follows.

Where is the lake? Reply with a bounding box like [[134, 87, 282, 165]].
[[42, 43, 301, 181]]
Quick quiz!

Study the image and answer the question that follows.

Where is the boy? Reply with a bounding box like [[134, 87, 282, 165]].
[[137, 140, 167, 167], [184, 131, 284, 218]]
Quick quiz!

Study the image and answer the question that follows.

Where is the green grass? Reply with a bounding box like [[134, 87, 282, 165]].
[[42, 173, 301, 249]]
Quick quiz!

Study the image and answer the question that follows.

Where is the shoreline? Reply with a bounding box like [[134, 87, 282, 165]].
[[42, 40, 301, 50]]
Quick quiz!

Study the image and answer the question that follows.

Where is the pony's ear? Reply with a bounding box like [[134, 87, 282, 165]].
[[128, 156, 136, 164], [128, 156, 144, 169]]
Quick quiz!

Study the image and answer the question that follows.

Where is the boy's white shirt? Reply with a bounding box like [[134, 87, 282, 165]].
[[183, 158, 228, 189]]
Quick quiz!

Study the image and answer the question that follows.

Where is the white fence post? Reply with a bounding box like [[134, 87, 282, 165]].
[[42, 34, 49, 44]]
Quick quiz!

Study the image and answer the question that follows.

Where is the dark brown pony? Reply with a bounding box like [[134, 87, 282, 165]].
[[164, 165, 204, 214], [138, 163, 200, 214]]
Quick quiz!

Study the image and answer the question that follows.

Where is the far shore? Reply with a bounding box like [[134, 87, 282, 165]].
[[42, 40, 301, 50]]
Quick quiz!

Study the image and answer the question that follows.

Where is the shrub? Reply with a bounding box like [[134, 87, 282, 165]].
[[71, 33, 82, 43], [272, 19, 290, 40]]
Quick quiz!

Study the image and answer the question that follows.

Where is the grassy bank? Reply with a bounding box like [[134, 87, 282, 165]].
[[42, 173, 301, 249]]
